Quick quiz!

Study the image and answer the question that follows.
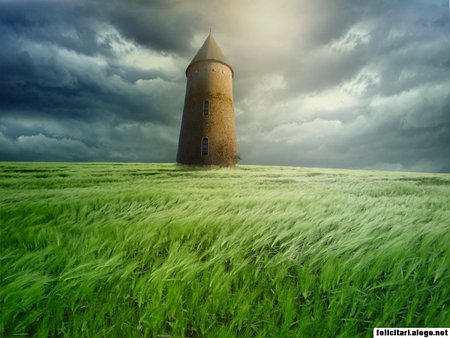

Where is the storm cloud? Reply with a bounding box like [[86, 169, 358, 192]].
[[1, 0, 449, 172]]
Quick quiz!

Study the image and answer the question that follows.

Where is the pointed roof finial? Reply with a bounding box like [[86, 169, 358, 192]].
[[209, 27, 212, 34]]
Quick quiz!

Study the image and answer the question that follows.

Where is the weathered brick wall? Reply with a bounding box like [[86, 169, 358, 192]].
[[177, 61, 237, 166]]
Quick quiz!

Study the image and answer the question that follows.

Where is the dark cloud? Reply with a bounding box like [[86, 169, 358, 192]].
[[0, 1, 107, 56], [0, 0, 449, 172], [0, 0, 182, 125], [102, 1, 201, 55]]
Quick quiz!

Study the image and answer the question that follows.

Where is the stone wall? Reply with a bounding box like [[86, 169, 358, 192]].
[[177, 61, 237, 166]]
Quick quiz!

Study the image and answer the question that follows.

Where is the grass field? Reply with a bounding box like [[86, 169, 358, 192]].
[[0, 162, 449, 337]]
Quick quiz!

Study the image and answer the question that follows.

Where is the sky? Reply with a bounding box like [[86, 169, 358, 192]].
[[1, 0, 449, 172]]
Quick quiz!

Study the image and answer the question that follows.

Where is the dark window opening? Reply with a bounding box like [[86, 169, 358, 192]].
[[201, 138, 209, 156], [203, 100, 209, 116]]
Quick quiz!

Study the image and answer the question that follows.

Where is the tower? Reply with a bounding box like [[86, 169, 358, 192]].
[[177, 33, 237, 166]]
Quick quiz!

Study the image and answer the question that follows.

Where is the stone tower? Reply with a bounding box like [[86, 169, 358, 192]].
[[177, 33, 237, 166]]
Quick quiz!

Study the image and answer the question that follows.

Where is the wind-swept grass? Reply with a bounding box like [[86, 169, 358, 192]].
[[0, 162, 449, 337]]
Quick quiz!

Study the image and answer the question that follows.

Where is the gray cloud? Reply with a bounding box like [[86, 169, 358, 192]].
[[102, 0, 204, 55], [0, 0, 449, 172]]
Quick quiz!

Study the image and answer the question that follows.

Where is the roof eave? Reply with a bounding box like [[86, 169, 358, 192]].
[[185, 59, 234, 77]]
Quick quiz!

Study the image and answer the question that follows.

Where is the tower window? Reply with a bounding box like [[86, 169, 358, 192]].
[[203, 100, 209, 116], [201, 138, 209, 156]]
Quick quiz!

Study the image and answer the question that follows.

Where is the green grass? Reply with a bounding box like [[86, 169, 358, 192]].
[[0, 162, 449, 337]]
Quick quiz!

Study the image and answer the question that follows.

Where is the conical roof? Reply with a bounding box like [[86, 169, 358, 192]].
[[186, 33, 233, 76]]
